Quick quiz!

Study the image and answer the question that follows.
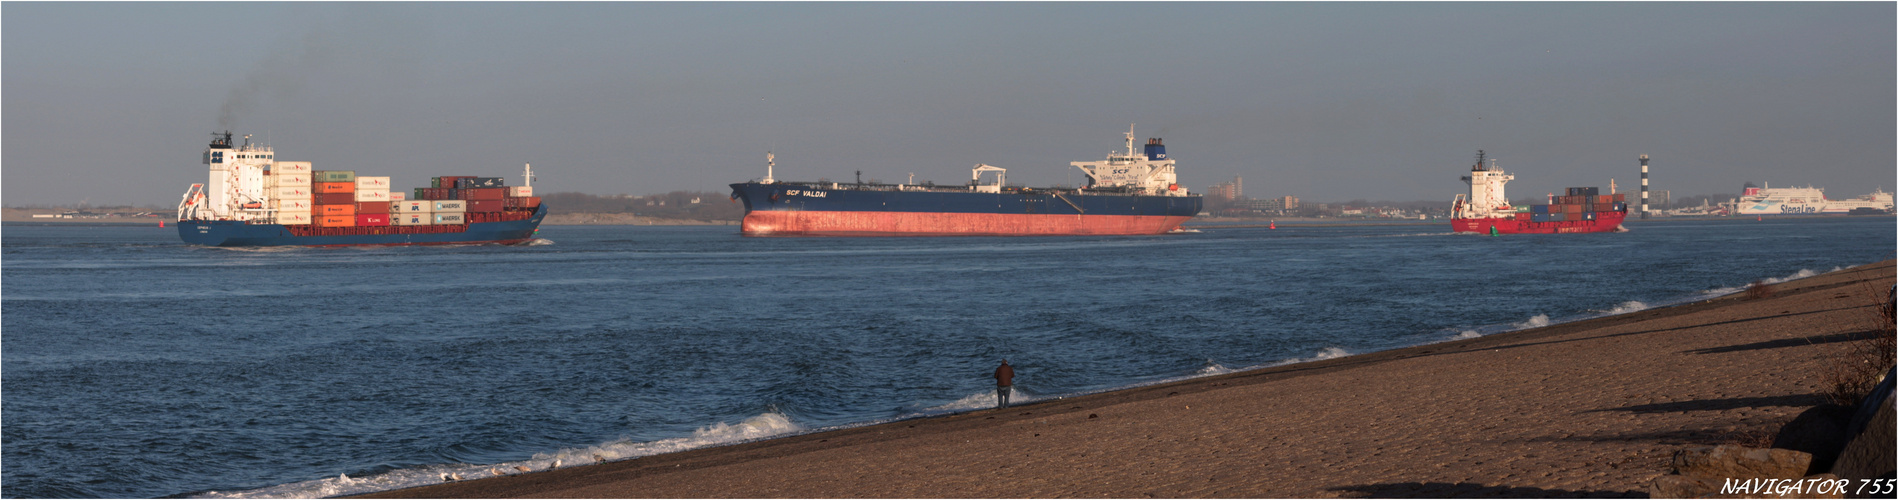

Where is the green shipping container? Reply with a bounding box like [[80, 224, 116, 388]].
[[414, 187, 426, 200], [431, 177, 442, 189], [313, 170, 356, 182]]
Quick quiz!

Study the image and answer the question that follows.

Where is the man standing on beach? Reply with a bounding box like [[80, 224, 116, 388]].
[[995, 359, 1015, 409]]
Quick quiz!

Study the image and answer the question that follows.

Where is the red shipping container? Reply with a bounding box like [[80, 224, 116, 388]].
[[355, 213, 390, 226], [434, 176, 473, 189], [315, 192, 355, 205], [355, 201, 391, 214], [422, 188, 454, 200], [314, 182, 355, 194], [467, 200, 505, 213], [315, 204, 357, 217], [505, 196, 542, 208], [460, 188, 505, 200], [314, 215, 356, 227], [1614, 193, 1626, 202]]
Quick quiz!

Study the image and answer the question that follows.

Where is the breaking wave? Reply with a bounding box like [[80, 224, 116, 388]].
[[189, 412, 802, 499]]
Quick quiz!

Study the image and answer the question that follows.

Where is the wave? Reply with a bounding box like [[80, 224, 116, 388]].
[[522, 238, 555, 246], [190, 412, 802, 499], [1512, 314, 1551, 329]]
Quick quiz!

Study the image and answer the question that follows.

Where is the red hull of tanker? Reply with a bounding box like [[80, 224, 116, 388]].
[[1452, 211, 1627, 234], [742, 211, 1194, 236]]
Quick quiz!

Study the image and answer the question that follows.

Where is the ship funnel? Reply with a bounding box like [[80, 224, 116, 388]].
[[1144, 138, 1167, 160]]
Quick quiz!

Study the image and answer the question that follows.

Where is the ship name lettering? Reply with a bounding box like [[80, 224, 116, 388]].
[[787, 190, 827, 198]]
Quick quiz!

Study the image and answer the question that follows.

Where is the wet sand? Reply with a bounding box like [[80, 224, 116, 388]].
[[366, 260, 1894, 498]]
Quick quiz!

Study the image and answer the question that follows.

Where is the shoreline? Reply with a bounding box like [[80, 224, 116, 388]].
[[361, 259, 1895, 498]]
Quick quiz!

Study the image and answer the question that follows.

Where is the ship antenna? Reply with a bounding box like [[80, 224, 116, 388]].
[[523, 163, 535, 188], [1474, 150, 1486, 171]]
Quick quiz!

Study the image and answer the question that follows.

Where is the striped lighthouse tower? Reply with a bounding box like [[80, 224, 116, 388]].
[[1639, 154, 1650, 220]]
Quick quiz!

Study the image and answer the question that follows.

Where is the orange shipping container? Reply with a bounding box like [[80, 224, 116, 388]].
[[315, 182, 355, 194], [355, 213, 390, 226], [316, 204, 357, 217], [314, 215, 356, 227], [505, 196, 542, 208], [314, 192, 355, 205], [355, 201, 391, 214]]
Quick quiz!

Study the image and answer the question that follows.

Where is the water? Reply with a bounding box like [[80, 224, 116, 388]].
[[4, 217, 1891, 498]]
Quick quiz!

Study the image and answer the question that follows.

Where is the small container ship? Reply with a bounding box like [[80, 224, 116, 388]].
[[176, 132, 546, 247], [727, 127, 1202, 236], [1451, 151, 1627, 234]]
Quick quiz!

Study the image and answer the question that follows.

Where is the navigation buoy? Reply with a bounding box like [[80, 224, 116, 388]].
[[1757, 215, 1762, 221], [1489, 225, 1499, 236], [159, 221, 165, 228], [1269, 221, 1276, 229]]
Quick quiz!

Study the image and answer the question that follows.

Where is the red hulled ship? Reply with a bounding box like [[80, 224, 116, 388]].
[[1451, 151, 1627, 234]]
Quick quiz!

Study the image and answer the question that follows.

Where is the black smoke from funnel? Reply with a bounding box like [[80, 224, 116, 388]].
[[218, 30, 335, 131]]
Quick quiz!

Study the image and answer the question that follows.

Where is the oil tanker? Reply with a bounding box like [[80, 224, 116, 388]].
[[1451, 151, 1627, 234], [728, 127, 1202, 236], [176, 132, 546, 247]]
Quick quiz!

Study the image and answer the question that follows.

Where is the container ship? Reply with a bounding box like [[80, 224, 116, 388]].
[[176, 132, 546, 247], [1734, 183, 1893, 215], [727, 127, 1202, 236], [1450, 151, 1628, 234]]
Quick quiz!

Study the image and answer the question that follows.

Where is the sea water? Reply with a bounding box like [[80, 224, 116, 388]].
[[3, 217, 1892, 498]]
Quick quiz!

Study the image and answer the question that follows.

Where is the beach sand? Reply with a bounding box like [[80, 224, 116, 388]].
[[366, 260, 1894, 498]]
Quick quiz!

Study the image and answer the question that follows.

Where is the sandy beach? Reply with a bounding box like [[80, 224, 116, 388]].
[[366, 260, 1894, 498]]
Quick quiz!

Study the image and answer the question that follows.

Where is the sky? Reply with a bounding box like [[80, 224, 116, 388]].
[[4, 2, 1893, 207]]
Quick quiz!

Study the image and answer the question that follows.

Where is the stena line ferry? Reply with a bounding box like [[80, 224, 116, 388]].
[[727, 127, 1202, 236], [176, 132, 546, 247]]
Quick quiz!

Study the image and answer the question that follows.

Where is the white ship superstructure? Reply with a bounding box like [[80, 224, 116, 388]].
[[1736, 183, 1893, 215], [1070, 125, 1191, 196], [179, 132, 278, 221], [1451, 150, 1515, 220]]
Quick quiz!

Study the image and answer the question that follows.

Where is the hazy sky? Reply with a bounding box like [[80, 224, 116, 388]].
[[5, 2, 1893, 207]]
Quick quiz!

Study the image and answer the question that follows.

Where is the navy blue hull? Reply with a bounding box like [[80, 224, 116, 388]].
[[177, 205, 547, 247]]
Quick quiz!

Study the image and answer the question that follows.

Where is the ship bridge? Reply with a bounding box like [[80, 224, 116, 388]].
[[1070, 125, 1188, 196]]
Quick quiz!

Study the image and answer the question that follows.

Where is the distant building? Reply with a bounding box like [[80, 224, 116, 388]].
[[1278, 196, 1298, 210], [1652, 190, 1670, 209], [1208, 175, 1243, 201]]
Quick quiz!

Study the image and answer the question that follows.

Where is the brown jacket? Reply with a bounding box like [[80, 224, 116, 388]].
[[995, 362, 1014, 387]]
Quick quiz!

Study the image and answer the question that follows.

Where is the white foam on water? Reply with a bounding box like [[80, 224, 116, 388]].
[[191, 412, 802, 499], [1264, 347, 1352, 367], [522, 238, 555, 246], [1697, 267, 1836, 299], [1451, 330, 1482, 340], [923, 387, 1042, 412], [1605, 300, 1649, 315], [1512, 314, 1551, 329], [1196, 360, 1235, 376]]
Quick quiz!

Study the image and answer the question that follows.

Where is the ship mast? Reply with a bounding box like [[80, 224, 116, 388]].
[[763, 152, 776, 185]]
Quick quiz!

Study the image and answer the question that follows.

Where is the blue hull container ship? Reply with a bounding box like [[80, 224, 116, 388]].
[[729, 127, 1202, 236], [176, 132, 546, 247]]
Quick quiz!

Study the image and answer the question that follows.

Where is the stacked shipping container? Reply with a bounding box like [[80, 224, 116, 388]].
[[397, 176, 541, 225], [265, 168, 534, 228], [1517, 189, 1627, 223], [271, 162, 314, 224]]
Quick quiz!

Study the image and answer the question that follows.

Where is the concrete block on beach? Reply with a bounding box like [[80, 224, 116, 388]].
[[1671, 445, 1814, 479]]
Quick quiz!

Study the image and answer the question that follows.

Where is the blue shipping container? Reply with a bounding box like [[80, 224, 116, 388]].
[[1532, 205, 1550, 214], [1531, 213, 1550, 223]]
